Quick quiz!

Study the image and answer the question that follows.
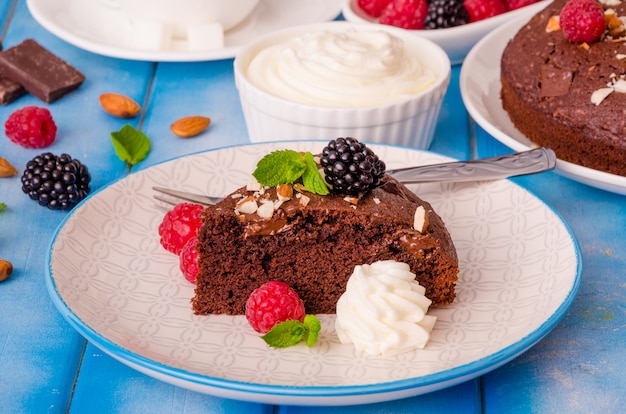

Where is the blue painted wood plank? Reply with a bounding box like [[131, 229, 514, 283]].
[[277, 380, 481, 414], [429, 66, 472, 161], [69, 343, 273, 414], [0, 2, 153, 413], [138, 59, 249, 171]]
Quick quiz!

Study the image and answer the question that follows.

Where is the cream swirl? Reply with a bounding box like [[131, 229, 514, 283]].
[[245, 29, 437, 107], [335, 260, 436, 356]]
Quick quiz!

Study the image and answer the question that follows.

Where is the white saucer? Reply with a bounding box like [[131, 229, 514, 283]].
[[27, 0, 342, 61]]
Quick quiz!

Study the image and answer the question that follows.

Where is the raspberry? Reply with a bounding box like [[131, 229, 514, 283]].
[[425, 0, 470, 29], [358, 0, 392, 17], [320, 137, 386, 196], [463, 0, 507, 22], [559, 0, 606, 43], [379, 0, 429, 29], [245, 281, 306, 334], [503, 0, 537, 11], [5, 106, 57, 149], [179, 237, 199, 283], [21, 152, 91, 210], [158, 202, 204, 255]]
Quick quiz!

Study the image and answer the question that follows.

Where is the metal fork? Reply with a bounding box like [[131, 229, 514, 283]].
[[153, 147, 556, 206]]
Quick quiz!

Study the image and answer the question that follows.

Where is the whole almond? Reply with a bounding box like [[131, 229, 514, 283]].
[[171, 115, 211, 138], [0, 156, 18, 178], [99, 93, 141, 118], [0, 259, 13, 282]]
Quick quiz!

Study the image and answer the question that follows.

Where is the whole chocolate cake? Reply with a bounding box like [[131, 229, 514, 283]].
[[501, 0, 626, 176], [192, 175, 459, 315]]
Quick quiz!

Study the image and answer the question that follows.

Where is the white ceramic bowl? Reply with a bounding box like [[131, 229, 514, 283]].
[[233, 21, 451, 148], [341, 0, 551, 65]]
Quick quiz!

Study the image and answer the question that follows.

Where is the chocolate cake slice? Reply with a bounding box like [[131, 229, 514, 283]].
[[192, 175, 458, 315]]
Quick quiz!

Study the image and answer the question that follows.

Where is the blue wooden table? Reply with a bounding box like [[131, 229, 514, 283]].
[[1, 1, 625, 412]]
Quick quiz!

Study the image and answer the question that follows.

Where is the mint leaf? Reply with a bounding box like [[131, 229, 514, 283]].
[[262, 320, 307, 348], [253, 150, 306, 186], [110, 124, 151, 167], [252, 149, 330, 195], [259, 315, 321, 348], [303, 314, 321, 347], [302, 152, 329, 195], [0, 203, 6, 213]]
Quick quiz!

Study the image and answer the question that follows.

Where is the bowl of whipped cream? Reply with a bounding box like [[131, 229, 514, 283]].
[[233, 21, 451, 148]]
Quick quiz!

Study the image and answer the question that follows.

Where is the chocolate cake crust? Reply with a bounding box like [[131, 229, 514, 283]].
[[500, 0, 626, 176], [193, 176, 458, 315]]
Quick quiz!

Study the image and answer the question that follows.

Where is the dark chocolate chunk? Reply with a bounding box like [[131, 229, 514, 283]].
[[0, 39, 85, 103], [0, 75, 25, 105]]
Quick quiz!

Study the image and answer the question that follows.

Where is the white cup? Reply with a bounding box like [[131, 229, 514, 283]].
[[101, 0, 260, 36]]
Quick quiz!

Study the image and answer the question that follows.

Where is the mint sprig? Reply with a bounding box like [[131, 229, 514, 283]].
[[110, 124, 151, 168], [261, 314, 321, 348], [252, 150, 329, 195], [0, 203, 6, 213]]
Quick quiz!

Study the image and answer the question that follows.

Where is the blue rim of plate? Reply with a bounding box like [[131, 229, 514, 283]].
[[45, 141, 582, 404]]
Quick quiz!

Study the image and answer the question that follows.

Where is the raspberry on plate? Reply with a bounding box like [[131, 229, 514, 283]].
[[379, 0, 429, 30], [179, 236, 199, 283], [245, 281, 306, 334], [5, 106, 57, 149], [559, 0, 606, 43], [358, 0, 392, 17], [158, 202, 204, 255], [463, 0, 507, 22]]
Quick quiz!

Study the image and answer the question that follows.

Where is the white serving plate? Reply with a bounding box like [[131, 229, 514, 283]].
[[27, 0, 342, 61], [341, 0, 551, 65], [47, 141, 581, 406], [460, 14, 626, 196]]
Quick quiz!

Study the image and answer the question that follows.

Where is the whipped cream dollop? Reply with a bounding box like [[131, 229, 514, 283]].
[[246, 29, 437, 107], [335, 260, 437, 356]]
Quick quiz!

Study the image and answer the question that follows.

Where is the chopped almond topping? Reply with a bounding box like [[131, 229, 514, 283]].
[[276, 183, 293, 201], [299, 194, 311, 207], [236, 196, 258, 214], [413, 206, 429, 234], [546, 15, 560, 32]]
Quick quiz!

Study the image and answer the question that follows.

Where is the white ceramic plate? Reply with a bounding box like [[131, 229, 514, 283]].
[[27, 0, 342, 61], [341, 0, 550, 65], [46, 141, 581, 406], [460, 15, 626, 196]]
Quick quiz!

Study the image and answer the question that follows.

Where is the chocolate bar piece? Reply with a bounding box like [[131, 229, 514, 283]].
[[0, 75, 25, 105], [0, 39, 85, 103]]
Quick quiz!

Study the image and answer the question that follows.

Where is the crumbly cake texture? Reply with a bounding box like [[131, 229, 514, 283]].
[[500, 0, 626, 176], [192, 176, 459, 315]]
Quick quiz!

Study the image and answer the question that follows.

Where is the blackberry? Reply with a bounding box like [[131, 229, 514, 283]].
[[21, 152, 91, 210], [424, 0, 469, 29], [319, 137, 386, 196]]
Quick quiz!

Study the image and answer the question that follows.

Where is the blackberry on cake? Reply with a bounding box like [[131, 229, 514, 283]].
[[320, 137, 386, 196]]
